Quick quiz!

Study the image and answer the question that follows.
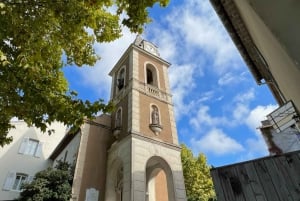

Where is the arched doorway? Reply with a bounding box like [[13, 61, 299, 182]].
[[105, 158, 123, 201], [146, 156, 175, 201]]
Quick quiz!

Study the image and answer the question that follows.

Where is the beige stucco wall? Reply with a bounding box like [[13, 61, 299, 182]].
[[139, 93, 173, 143], [155, 170, 169, 201], [0, 121, 66, 200], [72, 115, 113, 201], [112, 94, 129, 139], [138, 52, 167, 91], [233, 0, 300, 110]]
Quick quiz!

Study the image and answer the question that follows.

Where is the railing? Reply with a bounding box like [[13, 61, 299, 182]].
[[267, 101, 299, 133], [136, 80, 171, 102], [112, 79, 172, 104], [147, 85, 160, 97]]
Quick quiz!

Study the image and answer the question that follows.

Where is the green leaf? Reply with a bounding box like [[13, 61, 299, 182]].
[[181, 144, 216, 201], [0, 0, 169, 146]]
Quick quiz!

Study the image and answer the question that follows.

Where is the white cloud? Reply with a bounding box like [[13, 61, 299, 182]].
[[189, 105, 229, 131], [233, 88, 255, 103], [245, 104, 278, 133], [191, 128, 244, 155], [235, 104, 278, 161], [164, 0, 242, 73], [233, 103, 249, 121], [246, 137, 268, 156], [146, 27, 178, 62], [73, 27, 136, 99], [218, 71, 248, 86], [169, 64, 196, 119], [230, 89, 255, 124]]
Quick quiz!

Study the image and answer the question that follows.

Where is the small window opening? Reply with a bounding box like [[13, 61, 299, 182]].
[[117, 69, 125, 90], [147, 68, 153, 85], [12, 173, 28, 191]]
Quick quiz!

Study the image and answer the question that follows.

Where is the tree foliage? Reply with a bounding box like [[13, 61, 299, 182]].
[[18, 161, 74, 201], [0, 0, 169, 146], [181, 144, 216, 201]]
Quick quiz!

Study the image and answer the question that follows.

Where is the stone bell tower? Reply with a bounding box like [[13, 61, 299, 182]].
[[105, 36, 187, 201]]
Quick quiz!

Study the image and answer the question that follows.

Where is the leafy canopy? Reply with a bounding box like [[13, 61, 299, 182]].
[[181, 144, 216, 201], [0, 0, 169, 146]]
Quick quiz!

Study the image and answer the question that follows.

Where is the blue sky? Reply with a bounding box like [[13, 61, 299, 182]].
[[64, 0, 278, 167]]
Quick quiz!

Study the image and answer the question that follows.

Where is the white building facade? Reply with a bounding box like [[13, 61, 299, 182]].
[[0, 120, 66, 200]]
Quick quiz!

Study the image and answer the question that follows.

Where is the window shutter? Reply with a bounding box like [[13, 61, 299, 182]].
[[19, 137, 29, 154], [34, 142, 43, 158], [3, 172, 16, 191]]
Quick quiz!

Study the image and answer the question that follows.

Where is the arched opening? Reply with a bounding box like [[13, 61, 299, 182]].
[[105, 158, 124, 201], [115, 108, 122, 128], [117, 67, 125, 91], [113, 107, 122, 139], [115, 166, 123, 201], [146, 156, 175, 201], [145, 64, 158, 88], [147, 68, 154, 85]]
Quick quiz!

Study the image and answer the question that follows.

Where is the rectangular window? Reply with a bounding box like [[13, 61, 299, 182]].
[[12, 173, 28, 191], [3, 172, 31, 191], [25, 139, 38, 155], [19, 137, 43, 157]]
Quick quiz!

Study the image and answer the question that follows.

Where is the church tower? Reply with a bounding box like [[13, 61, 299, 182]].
[[105, 36, 187, 201]]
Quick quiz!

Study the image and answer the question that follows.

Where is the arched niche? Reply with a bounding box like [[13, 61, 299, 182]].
[[105, 158, 124, 201], [145, 156, 175, 201], [149, 104, 163, 135], [145, 63, 159, 88], [116, 66, 126, 92], [113, 107, 122, 139]]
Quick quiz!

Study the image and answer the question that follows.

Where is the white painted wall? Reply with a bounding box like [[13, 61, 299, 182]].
[[233, 0, 300, 110], [52, 132, 81, 167], [272, 127, 300, 153], [0, 121, 66, 200]]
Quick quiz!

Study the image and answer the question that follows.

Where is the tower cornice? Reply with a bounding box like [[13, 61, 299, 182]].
[[109, 44, 171, 76]]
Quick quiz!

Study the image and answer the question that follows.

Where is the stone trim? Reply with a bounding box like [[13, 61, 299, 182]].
[[163, 65, 171, 94], [132, 49, 139, 80], [168, 104, 179, 145], [132, 45, 170, 67], [109, 44, 170, 76], [131, 137, 186, 201], [72, 125, 90, 201], [131, 90, 140, 133], [131, 78, 173, 105], [130, 131, 181, 151]]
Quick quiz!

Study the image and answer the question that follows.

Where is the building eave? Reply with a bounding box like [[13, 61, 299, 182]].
[[49, 129, 80, 160], [210, 0, 263, 83], [209, 0, 284, 105]]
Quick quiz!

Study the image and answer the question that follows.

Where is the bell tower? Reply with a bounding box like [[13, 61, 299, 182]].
[[105, 36, 187, 201]]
